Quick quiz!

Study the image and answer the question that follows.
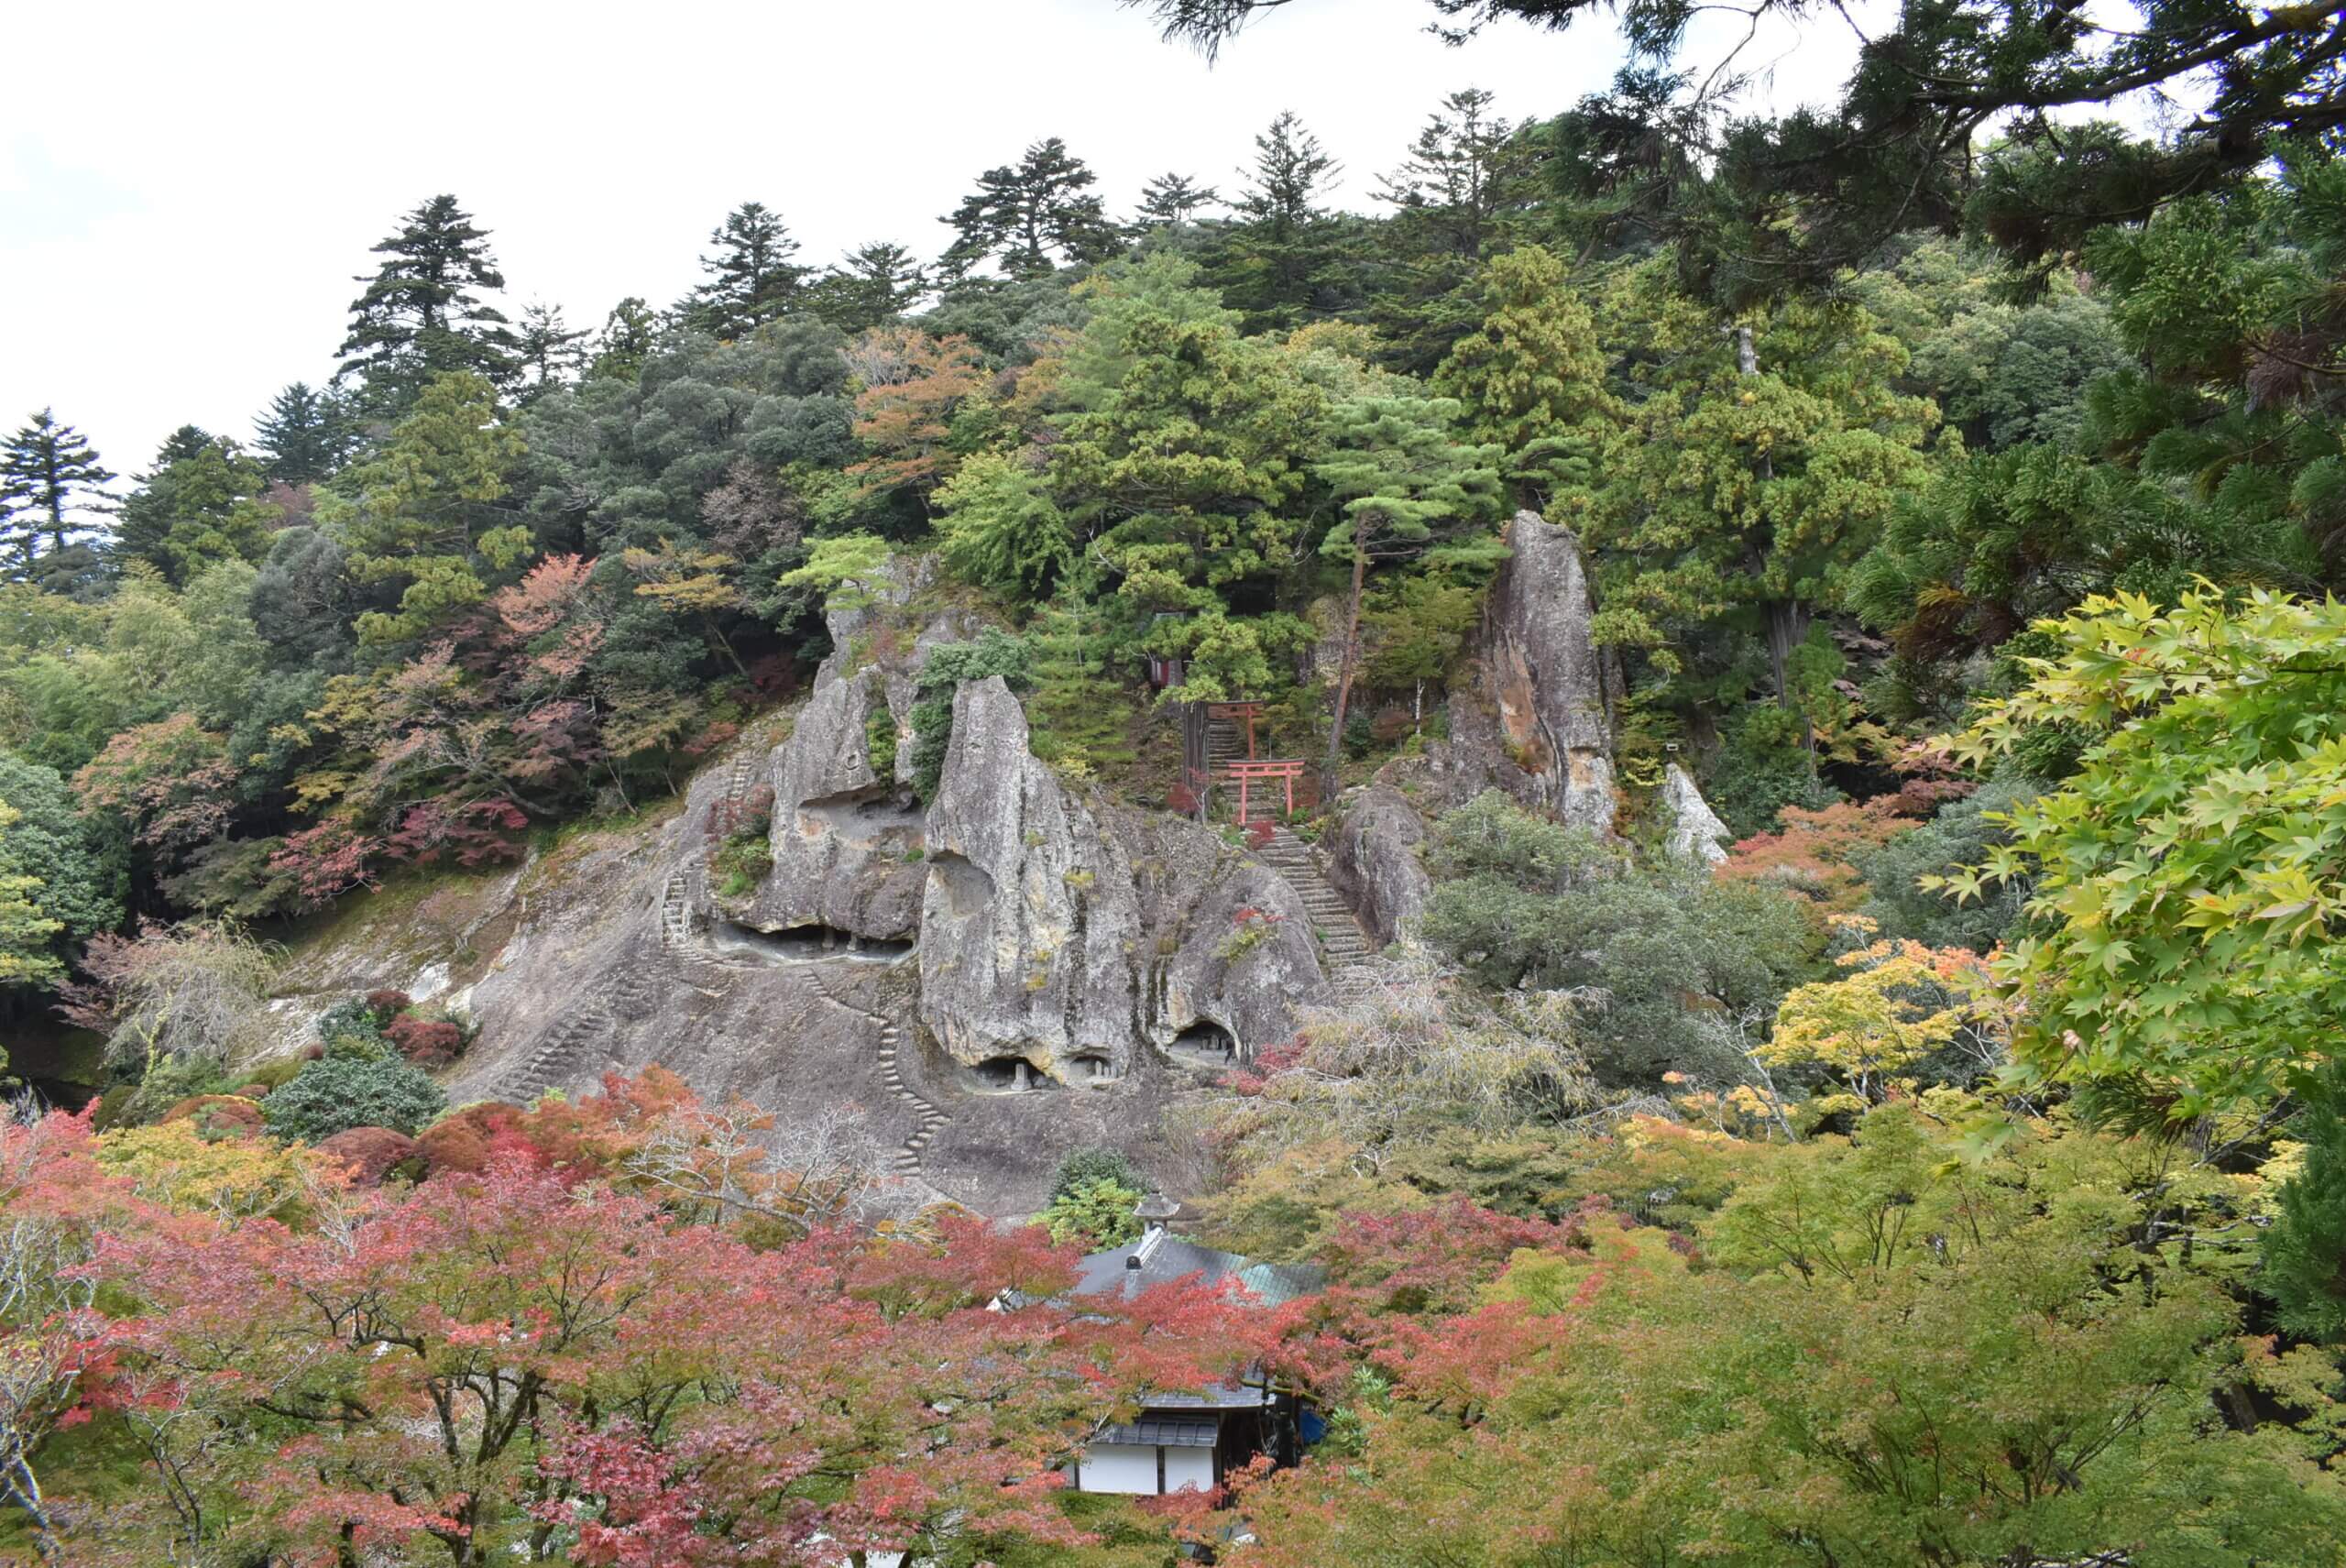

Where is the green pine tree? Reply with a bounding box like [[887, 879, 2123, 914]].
[[1135, 171, 1220, 227], [253, 382, 353, 485], [1431, 244, 1617, 509], [687, 203, 810, 337], [806, 242, 928, 333], [1312, 391, 1506, 766], [329, 371, 530, 645], [940, 138, 1121, 280], [337, 194, 523, 413], [588, 297, 661, 382], [2262, 1071, 2346, 1344], [113, 426, 272, 584], [515, 302, 590, 396], [0, 408, 115, 579]]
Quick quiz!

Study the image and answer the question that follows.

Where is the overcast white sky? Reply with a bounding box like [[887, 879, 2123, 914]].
[[1, 0, 1874, 483]]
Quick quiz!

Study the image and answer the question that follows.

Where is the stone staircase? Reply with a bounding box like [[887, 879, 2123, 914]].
[[488, 993, 617, 1105], [717, 750, 761, 827], [805, 962, 950, 1179], [1253, 826, 1376, 1004], [659, 871, 697, 949], [1206, 716, 1245, 769]]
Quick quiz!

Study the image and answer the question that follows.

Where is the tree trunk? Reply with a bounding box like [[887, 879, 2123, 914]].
[[1732, 322, 1816, 769], [1323, 546, 1368, 776]]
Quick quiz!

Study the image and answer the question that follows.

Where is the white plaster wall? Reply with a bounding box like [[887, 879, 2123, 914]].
[[1163, 1446, 1213, 1493], [1078, 1443, 1159, 1495]]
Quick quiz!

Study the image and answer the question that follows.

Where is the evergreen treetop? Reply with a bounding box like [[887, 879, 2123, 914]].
[[337, 194, 522, 412]]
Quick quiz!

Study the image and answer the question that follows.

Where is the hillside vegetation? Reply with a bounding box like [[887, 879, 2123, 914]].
[[6, 0, 2346, 1560]]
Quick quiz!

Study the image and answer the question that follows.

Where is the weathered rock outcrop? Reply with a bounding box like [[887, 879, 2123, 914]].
[[918, 677, 1328, 1083], [1661, 762, 1733, 864], [1324, 783, 1432, 948], [1482, 510, 1617, 832], [918, 677, 1146, 1080], [742, 665, 926, 940]]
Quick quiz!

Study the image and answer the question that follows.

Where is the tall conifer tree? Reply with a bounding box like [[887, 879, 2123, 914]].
[[1135, 172, 1221, 226], [688, 203, 809, 338], [253, 382, 351, 485], [940, 139, 1121, 280], [0, 409, 115, 571], [337, 195, 522, 412]]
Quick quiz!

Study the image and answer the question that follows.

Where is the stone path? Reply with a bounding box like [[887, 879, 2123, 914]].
[[806, 963, 951, 1177], [1253, 825, 1377, 1005]]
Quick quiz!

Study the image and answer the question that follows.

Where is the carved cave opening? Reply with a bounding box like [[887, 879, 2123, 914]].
[[712, 920, 916, 964], [969, 1056, 1056, 1093], [1069, 1053, 1119, 1084], [1166, 1021, 1237, 1067]]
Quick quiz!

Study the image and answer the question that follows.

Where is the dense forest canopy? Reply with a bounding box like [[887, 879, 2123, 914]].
[[5, 1, 2346, 1562]]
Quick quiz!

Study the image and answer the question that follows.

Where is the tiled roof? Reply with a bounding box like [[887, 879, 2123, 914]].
[[1096, 1418, 1219, 1448], [1071, 1229, 1324, 1307]]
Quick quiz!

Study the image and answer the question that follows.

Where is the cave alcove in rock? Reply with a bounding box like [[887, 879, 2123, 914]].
[[1164, 1021, 1238, 1069], [710, 920, 916, 964]]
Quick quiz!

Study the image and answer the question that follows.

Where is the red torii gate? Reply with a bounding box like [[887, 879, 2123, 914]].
[[1178, 698, 1305, 825], [1222, 757, 1304, 825]]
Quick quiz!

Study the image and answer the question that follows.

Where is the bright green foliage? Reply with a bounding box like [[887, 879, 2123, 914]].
[[1045, 257, 1324, 699], [1041, 1177, 1145, 1249], [906, 630, 1036, 800], [1589, 277, 1936, 718], [261, 1053, 448, 1142], [933, 453, 1075, 605], [778, 532, 893, 616], [1848, 240, 2129, 452], [1948, 587, 2346, 1115], [1024, 603, 1141, 779], [1237, 1104, 2333, 1567], [1313, 394, 1504, 570], [113, 427, 273, 584], [1312, 389, 1504, 756], [0, 752, 124, 967], [331, 372, 531, 645], [1432, 245, 1616, 506], [0, 801, 64, 988]]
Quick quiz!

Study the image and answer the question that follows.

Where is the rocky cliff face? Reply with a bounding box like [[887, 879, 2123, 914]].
[[267, 522, 1636, 1214], [1479, 510, 1617, 833], [915, 675, 1330, 1082], [1321, 510, 1623, 942], [271, 581, 1337, 1214], [742, 665, 926, 941], [1323, 783, 1432, 948]]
